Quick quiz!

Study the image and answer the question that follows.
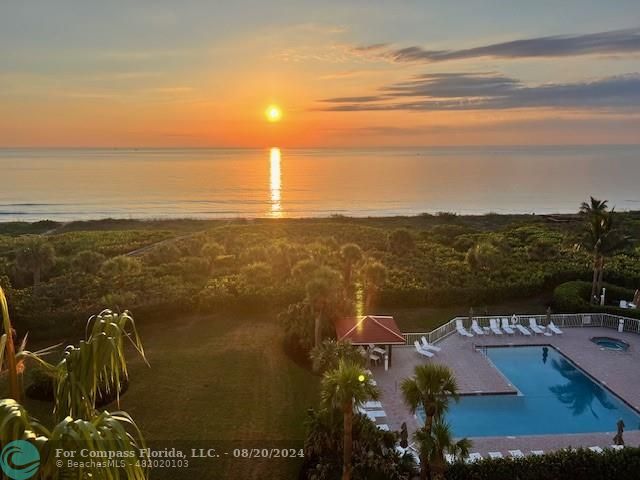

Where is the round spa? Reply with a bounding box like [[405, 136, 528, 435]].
[[590, 337, 630, 352]]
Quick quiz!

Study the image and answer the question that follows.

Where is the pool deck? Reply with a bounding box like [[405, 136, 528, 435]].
[[373, 326, 640, 455]]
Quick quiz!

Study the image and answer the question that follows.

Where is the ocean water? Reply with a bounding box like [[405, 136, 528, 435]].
[[0, 145, 639, 221]]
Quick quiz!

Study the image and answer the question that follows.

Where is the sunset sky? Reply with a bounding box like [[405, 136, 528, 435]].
[[1, 1, 640, 147]]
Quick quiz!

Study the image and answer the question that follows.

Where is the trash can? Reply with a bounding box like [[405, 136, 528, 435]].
[[618, 319, 624, 333]]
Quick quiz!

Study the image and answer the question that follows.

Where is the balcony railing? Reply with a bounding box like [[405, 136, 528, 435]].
[[402, 313, 640, 346]]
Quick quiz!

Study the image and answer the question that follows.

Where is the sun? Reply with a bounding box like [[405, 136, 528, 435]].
[[265, 105, 282, 123]]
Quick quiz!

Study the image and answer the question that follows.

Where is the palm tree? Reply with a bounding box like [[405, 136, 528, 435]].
[[415, 421, 471, 480], [340, 243, 363, 286], [306, 266, 342, 347], [310, 339, 366, 374], [321, 359, 379, 480], [579, 198, 626, 303], [362, 261, 387, 311], [579, 196, 609, 217], [15, 236, 55, 286], [401, 364, 459, 480]]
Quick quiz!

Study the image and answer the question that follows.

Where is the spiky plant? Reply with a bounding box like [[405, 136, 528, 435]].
[[0, 399, 147, 480], [1, 285, 20, 401], [27, 310, 148, 421]]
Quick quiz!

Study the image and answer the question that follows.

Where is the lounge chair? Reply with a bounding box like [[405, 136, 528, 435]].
[[414, 341, 434, 358], [547, 321, 563, 335], [377, 424, 390, 431], [467, 452, 483, 463], [501, 318, 515, 335], [471, 319, 485, 335], [531, 450, 544, 456], [488, 452, 503, 459], [421, 336, 442, 352], [610, 445, 624, 451], [508, 450, 524, 458], [364, 400, 383, 410], [445, 453, 455, 464], [456, 319, 473, 337], [589, 446, 603, 453], [489, 318, 503, 335], [528, 318, 546, 335], [514, 323, 531, 336], [365, 410, 386, 420]]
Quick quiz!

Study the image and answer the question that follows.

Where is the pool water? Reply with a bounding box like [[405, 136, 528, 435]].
[[591, 337, 630, 351], [419, 346, 640, 437]]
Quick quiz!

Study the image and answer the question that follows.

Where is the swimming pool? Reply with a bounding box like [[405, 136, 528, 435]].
[[418, 345, 640, 437]]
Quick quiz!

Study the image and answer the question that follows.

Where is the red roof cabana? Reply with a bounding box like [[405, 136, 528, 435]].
[[335, 315, 405, 369]]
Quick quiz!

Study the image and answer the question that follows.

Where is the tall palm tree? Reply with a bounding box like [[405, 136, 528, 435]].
[[306, 266, 342, 347], [340, 243, 363, 286], [401, 364, 459, 480], [579, 199, 625, 303], [321, 359, 379, 480], [15, 236, 56, 286]]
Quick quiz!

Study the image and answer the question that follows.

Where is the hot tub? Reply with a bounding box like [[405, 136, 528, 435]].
[[591, 337, 630, 352]]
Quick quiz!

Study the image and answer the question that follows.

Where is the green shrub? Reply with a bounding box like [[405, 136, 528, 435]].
[[553, 281, 640, 319], [446, 447, 640, 480]]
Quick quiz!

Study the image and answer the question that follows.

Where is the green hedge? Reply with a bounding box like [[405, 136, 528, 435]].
[[446, 448, 640, 480], [552, 281, 640, 319]]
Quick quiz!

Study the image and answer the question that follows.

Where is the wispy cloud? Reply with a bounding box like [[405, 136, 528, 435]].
[[320, 72, 640, 111], [355, 27, 640, 63]]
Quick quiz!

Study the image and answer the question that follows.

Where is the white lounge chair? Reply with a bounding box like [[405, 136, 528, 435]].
[[531, 450, 544, 456], [364, 400, 383, 410], [489, 318, 503, 335], [610, 445, 624, 451], [467, 452, 483, 463], [501, 318, 515, 335], [414, 341, 434, 358], [421, 336, 442, 352], [589, 446, 603, 453], [365, 410, 386, 420], [445, 453, 455, 464], [514, 323, 531, 336], [471, 319, 485, 335], [488, 451, 503, 459], [377, 424, 390, 431], [547, 321, 563, 334], [528, 318, 546, 335], [456, 319, 473, 337], [508, 450, 524, 458]]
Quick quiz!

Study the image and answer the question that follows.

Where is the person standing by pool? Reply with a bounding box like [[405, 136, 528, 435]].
[[613, 419, 625, 446]]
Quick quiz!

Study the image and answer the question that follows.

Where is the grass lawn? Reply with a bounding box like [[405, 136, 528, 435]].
[[23, 312, 320, 480]]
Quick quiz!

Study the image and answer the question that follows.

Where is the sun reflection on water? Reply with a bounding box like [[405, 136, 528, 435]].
[[269, 147, 282, 217]]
